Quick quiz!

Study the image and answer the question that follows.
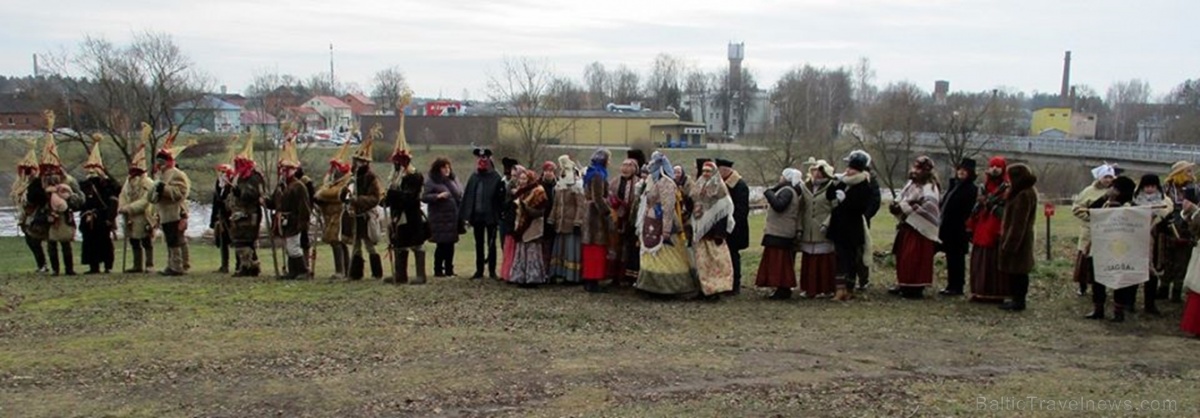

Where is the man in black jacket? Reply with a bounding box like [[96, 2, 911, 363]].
[[938, 158, 979, 296], [461, 147, 506, 279], [716, 158, 750, 295]]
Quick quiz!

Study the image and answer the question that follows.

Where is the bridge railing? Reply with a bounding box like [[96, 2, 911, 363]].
[[899, 133, 1200, 164]]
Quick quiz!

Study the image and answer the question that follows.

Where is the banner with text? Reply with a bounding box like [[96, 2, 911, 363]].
[[1090, 206, 1152, 290]]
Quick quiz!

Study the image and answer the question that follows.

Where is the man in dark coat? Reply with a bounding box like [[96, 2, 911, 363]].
[[845, 150, 883, 290], [460, 147, 506, 279], [268, 139, 312, 280], [999, 164, 1038, 311], [938, 158, 980, 296], [211, 165, 236, 273], [829, 153, 874, 301], [716, 158, 750, 295]]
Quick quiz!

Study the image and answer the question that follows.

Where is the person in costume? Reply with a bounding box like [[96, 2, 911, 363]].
[[1072, 163, 1116, 296], [225, 132, 267, 277], [581, 148, 612, 293], [843, 150, 881, 290], [716, 158, 750, 295], [12, 138, 47, 273], [1160, 161, 1199, 303], [314, 140, 354, 280], [998, 164, 1038, 311], [117, 124, 156, 273], [673, 164, 695, 246], [460, 147, 505, 279], [79, 134, 121, 274], [423, 157, 462, 277], [548, 155, 585, 284], [797, 159, 837, 299], [498, 157, 521, 281], [937, 158, 979, 296], [148, 130, 191, 276], [828, 153, 874, 301], [1177, 198, 1200, 337], [266, 135, 312, 280], [634, 152, 697, 297], [608, 157, 641, 286], [967, 157, 1010, 302], [211, 162, 236, 274], [691, 160, 736, 299], [1134, 174, 1174, 315], [508, 165, 550, 286], [540, 160, 558, 275], [1084, 176, 1138, 322], [889, 156, 942, 299], [345, 128, 385, 280], [382, 112, 429, 284], [30, 112, 83, 276], [756, 167, 803, 299]]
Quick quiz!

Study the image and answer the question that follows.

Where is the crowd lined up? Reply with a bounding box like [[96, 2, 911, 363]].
[[8, 111, 1200, 337]]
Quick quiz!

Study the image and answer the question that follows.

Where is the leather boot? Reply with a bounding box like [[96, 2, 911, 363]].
[[279, 256, 307, 280], [61, 243, 76, 276], [412, 251, 427, 285], [144, 242, 154, 270], [1144, 281, 1161, 315], [369, 253, 384, 279], [387, 251, 407, 284], [349, 255, 365, 280], [125, 244, 144, 273], [1085, 303, 1106, 320], [217, 244, 230, 273]]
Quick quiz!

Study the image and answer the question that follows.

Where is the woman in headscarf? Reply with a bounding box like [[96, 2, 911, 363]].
[[1072, 164, 1116, 296], [691, 160, 736, 298], [508, 165, 550, 286], [967, 157, 1010, 303], [1085, 176, 1138, 321], [674, 165, 695, 246], [798, 159, 838, 299], [889, 156, 942, 299], [635, 151, 698, 297], [549, 155, 586, 284], [755, 167, 804, 299], [581, 148, 612, 293]]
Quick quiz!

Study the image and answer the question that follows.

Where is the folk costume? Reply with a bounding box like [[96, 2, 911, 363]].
[[226, 133, 267, 277], [267, 136, 312, 280], [79, 135, 121, 274], [118, 125, 156, 273], [1072, 164, 1116, 295], [1084, 176, 1138, 322], [549, 155, 586, 284], [756, 168, 803, 299], [148, 130, 191, 276], [31, 113, 83, 276], [691, 160, 736, 297], [967, 157, 1010, 302], [828, 153, 873, 302], [634, 152, 697, 297], [13, 138, 46, 272], [581, 149, 612, 292], [717, 158, 750, 295], [1133, 174, 1173, 315], [608, 157, 641, 285], [797, 159, 838, 299], [383, 114, 429, 284], [508, 166, 550, 286], [937, 158, 979, 295], [346, 130, 385, 280], [889, 156, 942, 299], [1160, 161, 1198, 303], [998, 164, 1038, 311], [315, 140, 354, 279]]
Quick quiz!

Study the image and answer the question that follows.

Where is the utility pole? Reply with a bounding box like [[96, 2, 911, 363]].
[[329, 43, 335, 95]]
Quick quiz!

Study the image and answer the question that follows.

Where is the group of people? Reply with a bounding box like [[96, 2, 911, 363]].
[[11, 110, 1200, 337]]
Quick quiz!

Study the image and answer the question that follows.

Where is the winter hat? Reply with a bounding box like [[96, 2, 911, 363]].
[[1137, 174, 1162, 194], [1112, 176, 1136, 203]]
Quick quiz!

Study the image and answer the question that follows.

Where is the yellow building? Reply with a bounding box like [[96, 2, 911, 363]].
[[496, 110, 702, 147], [1030, 107, 1097, 139]]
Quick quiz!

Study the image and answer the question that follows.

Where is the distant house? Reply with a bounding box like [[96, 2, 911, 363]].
[[264, 86, 306, 114], [0, 94, 47, 131], [216, 93, 249, 109], [305, 96, 352, 131], [174, 96, 242, 133], [241, 109, 279, 136], [342, 93, 377, 117], [1030, 107, 1097, 139], [284, 106, 324, 131]]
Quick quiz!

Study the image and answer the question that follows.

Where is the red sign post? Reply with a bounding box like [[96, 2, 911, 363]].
[[1044, 203, 1055, 260]]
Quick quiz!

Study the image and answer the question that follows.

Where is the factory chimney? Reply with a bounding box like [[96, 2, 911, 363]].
[[1060, 51, 1071, 107]]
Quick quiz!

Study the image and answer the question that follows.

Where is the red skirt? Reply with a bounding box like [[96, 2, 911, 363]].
[[799, 252, 837, 296], [500, 235, 517, 281], [1182, 291, 1200, 336], [896, 225, 935, 288], [582, 244, 607, 281], [755, 247, 797, 288], [1072, 251, 1094, 284]]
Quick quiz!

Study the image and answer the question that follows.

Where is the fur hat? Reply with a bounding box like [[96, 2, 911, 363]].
[[957, 158, 976, 172], [1113, 176, 1136, 203], [844, 150, 872, 170], [715, 158, 734, 168]]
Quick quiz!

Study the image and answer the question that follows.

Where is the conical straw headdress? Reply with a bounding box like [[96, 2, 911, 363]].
[[354, 123, 380, 162], [40, 110, 60, 168]]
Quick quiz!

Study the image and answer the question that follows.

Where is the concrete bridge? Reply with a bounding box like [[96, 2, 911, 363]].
[[894, 133, 1200, 174]]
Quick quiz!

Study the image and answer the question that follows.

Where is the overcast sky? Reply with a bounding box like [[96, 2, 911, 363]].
[[4, 0, 1196, 101]]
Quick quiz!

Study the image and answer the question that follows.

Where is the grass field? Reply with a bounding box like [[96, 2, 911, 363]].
[[1, 205, 1198, 416]]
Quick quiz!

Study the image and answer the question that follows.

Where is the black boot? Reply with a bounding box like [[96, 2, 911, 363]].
[[48, 243, 60, 276], [1144, 281, 1161, 316], [1085, 303, 1106, 319], [369, 254, 384, 279], [279, 256, 307, 280], [217, 244, 230, 273], [1170, 282, 1184, 303], [388, 251, 408, 284], [330, 245, 346, 280], [61, 243, 76, 276], [349, 255, 365, 280], [412, 251, 427, 285], [1078, 282, 1089, 297], [583, 280, 603, 293], [126, 244, 144, 273], [1110, 307, 1126, 323], [1000, 274, 1028, 311], [769, 287, 792, 300]]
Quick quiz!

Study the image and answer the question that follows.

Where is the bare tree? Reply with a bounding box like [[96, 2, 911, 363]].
[[933, 90, 1001, 169], [371, 66, 412, 113], [547, 77, 586, 110], [1105, 79, 1152, 140], [42, 31, 211, 164], [1165, 78, 1200, 144], [852, 56, 877, 116], [306, 72, 341, 97], [488, 58, 575, 165], [645, 53, 684, 111], [714, 66, 758, 137], [850, 82, 926, 199], [682, 69, 716, 123], [583, 61, 609, 108], [757, 65, 853, 176], [608, 65, 641, 105]]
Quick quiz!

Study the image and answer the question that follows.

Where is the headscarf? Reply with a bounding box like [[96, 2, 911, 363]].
[[584, 148, 609, 184], [782, 168, 805, 187], [647, 151, 672, 182], [557, 155, 581, 188], [691, 161, 735, 240], [1091, 164, 1116, 181]]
